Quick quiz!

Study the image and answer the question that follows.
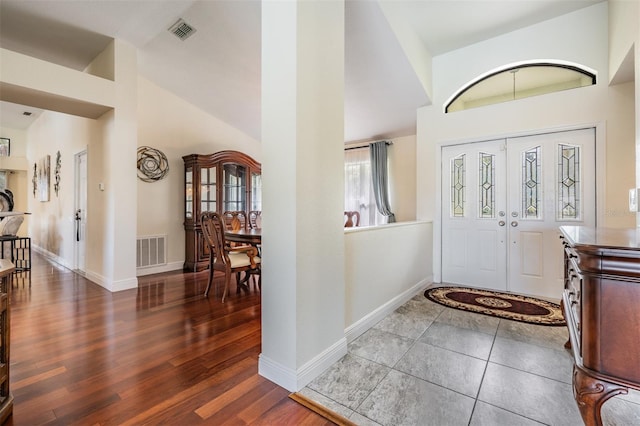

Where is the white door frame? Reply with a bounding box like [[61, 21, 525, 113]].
[[433, 122, 606, 284], [74, 149, 88, 272]]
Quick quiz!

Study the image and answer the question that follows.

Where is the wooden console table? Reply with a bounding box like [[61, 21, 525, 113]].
[[559, 226, 640, 426]]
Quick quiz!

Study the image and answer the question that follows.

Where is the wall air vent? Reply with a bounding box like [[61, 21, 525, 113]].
[[168, 18, 196, 41], [136, 235, 167, 268]]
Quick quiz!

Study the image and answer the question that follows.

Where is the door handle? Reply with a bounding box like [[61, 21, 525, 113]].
[[511, 221, 518, 227], [75, 209, 81, 241], [498, 220, 506, 227]]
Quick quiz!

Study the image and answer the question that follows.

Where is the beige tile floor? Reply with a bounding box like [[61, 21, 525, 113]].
[[300, 291, 640, 426]]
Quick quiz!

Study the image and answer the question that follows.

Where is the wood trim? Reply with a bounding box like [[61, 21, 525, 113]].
[[289, 393, 357, 426]]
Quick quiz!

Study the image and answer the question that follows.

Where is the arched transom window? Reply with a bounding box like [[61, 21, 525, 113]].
[[445, 60, 596, 113]]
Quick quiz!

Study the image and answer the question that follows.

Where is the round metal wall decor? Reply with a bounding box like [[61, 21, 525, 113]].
[[137, 146, 169, 182]]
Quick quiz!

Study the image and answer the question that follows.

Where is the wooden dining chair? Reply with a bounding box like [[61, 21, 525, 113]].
[[222, 210, 248, 231], [222, 210, 250, 250], [200, 211, 261, 302], [344, 211, 360, 227], [248, 210, 262, 229]]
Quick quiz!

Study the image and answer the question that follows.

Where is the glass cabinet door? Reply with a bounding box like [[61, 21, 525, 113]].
[[200, 166, 217, 213], [185, 167, 193, 219], [251, 172, 262, 211], [223, 164, 246, 212]]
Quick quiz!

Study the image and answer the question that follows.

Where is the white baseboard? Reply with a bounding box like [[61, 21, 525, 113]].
[[110, 277, 138, 292], [136, 261, 183, 277], [259, 337, 348, 392], [32, 244, 72, 269], [85, 270, 106, 289], [33, 244, 138, 292], [344, 275, 433, 343], [84, 271, 138, 292], [258, 277, 433, 392]]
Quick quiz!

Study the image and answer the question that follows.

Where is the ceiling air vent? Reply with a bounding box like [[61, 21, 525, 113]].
[[168, 19, 196, 41]]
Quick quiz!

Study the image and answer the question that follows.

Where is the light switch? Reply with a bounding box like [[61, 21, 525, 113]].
[[99, 183, 105, 191]]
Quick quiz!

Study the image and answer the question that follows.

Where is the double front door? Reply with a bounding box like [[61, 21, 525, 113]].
[[441, 128, 595, 299]]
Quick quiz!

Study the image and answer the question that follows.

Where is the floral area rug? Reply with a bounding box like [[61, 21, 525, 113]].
[[425, 286, 566, 326]]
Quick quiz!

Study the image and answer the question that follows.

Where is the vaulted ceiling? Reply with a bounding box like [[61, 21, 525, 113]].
[[0, 0, 603, 142]]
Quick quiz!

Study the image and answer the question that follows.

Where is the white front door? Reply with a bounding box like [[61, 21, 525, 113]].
[[506, 128, 595, 298], [441, 128, 595, 299], [441, 139, 508, 292]]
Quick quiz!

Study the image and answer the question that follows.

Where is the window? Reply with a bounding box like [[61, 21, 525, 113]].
[[445, 60, 596, 113], [344, 147, 384, 226]]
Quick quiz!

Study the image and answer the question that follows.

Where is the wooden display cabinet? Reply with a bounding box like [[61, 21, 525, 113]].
[[183, 151, 261, 271]]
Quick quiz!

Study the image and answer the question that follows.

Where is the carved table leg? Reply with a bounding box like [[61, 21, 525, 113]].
[[573, 365, 628, 426]]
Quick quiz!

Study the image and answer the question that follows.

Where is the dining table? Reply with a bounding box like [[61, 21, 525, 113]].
[[224, 228, 262, 245]]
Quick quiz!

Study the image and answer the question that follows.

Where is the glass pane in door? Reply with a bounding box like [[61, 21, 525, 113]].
[[478, 152, 495, 218], [521, 146, 541, 219], [451, 154, 465, 217], [557, 144, 581, 220]]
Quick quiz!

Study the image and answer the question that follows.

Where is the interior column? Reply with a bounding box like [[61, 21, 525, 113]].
[[259, 0, 347, 390]]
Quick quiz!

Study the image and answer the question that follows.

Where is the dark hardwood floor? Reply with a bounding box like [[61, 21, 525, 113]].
[[6, 252, 334, 425]]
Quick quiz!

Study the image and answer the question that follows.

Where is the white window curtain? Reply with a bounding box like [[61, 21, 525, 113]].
[[344, 147, 384, 226]]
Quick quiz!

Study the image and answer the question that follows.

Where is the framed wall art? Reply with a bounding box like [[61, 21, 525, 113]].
[[38, 155, 50, 202], [32, 163, 37, 198], [54, 150, 61, 196]]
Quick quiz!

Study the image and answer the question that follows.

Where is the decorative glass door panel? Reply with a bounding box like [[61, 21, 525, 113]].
[[521, 146, 542, 219], [557, 144, 581, 220], [451, 154, 466, 217], [478, 152, 495, 218]]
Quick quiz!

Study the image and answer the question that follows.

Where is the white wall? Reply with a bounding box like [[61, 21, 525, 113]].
[[609, 0, 638, 82], [344, 221, 432, 340], [609, 0, 639, 227], [605, 81, 636, 228], [136, 77, 262, 275], [417, 3, 633, 231], [26, 112, 98, 267], [389, 134, 417, 222]]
